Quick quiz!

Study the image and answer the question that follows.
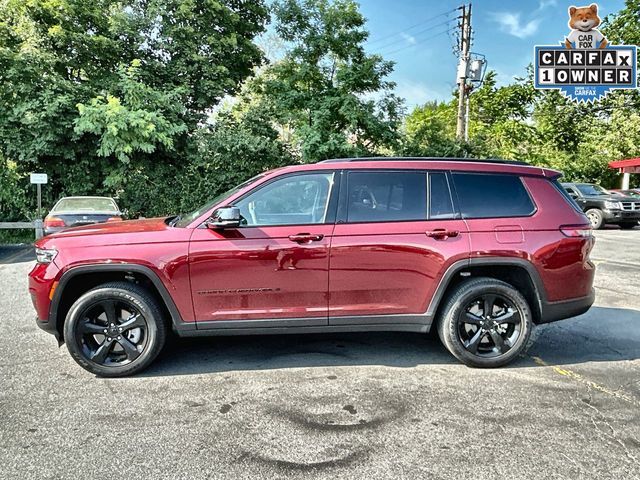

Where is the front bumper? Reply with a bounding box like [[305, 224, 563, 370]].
[[35, 316, 62, 343], [602, 209, 640, 223], [538, 288, 596, 324], [28, 261, 61, 338]]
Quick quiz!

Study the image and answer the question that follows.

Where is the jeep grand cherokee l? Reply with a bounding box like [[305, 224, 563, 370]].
[[29, 158, 596, 376]]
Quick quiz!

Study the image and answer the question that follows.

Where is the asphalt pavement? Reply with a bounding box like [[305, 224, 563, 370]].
[[0, 230, 639, 479]]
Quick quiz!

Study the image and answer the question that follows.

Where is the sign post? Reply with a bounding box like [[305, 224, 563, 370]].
[[30, 173, 48, 239]]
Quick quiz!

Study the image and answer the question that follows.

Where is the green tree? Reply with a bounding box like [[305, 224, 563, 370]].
[[116, 107, 293, 217], [250, 0, 403, 162], [0, 0, 269, 209], [74, 60, 188, 164], [402, 101, 469, 157]]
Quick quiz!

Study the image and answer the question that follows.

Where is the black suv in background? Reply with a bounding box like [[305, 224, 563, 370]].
[[562, 182, 640, 229]]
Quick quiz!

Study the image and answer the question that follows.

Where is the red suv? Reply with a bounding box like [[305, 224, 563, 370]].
[[29, 158, 596, 376]]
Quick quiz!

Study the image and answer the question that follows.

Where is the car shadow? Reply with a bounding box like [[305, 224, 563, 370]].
[[139, 306, 640, 377]]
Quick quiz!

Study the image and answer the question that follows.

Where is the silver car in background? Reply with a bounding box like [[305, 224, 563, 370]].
[[43, 196, 123, 235]]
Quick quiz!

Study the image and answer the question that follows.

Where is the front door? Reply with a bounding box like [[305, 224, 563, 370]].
[[329, 170, 470, 323], [189, 171, 337, 324]]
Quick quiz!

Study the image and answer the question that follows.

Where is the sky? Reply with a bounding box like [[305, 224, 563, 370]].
[[357, 0, 626, 107]]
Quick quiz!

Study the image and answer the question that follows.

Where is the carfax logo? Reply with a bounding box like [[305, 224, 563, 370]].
[[534, 3, 637, 102]]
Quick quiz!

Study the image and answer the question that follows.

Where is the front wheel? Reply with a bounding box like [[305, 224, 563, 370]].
[[64, 282, 167, 377], [586, 208, 605, 229], [436, 277, 533, 368]]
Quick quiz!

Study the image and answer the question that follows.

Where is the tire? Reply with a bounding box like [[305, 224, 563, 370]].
[[436, 277, 533, 368], [619, 222, 637, 230], [64, 282, 167, 377], [585, 208, 605, 229]]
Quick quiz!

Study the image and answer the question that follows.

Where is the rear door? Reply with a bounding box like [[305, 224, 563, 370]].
[[328, 169, 470, 325]]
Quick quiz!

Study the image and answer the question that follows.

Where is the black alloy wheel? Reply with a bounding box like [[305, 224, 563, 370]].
[[64, 282, 167, 377], [457, 294, 522, 358], [437, 277, 533, 368], [76, 299, 148, 366]]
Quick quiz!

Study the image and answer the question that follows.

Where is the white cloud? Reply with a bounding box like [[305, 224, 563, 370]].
[[491, 12, 541, 39], [400, 32, 416, 45], [537, 0, 557, 11]]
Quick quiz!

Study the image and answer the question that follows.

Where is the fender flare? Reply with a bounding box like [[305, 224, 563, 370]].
[[425, 257, 546, 319], [50, 264, 191, 333]]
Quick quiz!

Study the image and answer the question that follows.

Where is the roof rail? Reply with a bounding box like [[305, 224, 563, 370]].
[[318, 156, 530, 166]]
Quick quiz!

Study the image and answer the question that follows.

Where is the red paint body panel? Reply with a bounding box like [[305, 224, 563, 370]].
[[29, 218, 194, 322], [189, 225, 334, 320], [465, 176, 595, 302], [329, 220, 469, 316]]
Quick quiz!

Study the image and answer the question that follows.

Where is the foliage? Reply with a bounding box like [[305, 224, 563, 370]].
[[114, 108, 294, 218], [74, 61, 188, 163], [402, 101, 470, 157], [248, 0, 404, 162], [0, 157, 30, 220], [0, 0, 269, 224]]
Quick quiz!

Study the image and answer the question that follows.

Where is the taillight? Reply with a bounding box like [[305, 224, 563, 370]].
[[43, 216, 65, 228], [107, 217, 123, 222], [560, 225, 593, 237]]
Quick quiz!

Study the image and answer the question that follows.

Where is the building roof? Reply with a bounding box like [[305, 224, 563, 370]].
[[609, 158, 640, 169]]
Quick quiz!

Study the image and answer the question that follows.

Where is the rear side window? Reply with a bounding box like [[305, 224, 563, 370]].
[[346, 171, 427, 222], [452, 173, 535, 219]]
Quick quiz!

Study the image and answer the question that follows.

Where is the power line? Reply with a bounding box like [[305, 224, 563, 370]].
[[365, 8, 457, 46], [377, 26, 456, 56], [374, 18, 457, 53]]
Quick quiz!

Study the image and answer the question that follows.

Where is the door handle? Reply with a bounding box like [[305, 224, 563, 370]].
[[288, 233, 324, 243], [426, 229, 459, 240]]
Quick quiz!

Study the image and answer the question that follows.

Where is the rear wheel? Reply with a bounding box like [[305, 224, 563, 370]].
[[620, 222, 637, 230], [64, 282, 167, 377], [437, 277, 533, 368], [586, 208, 604, 229]]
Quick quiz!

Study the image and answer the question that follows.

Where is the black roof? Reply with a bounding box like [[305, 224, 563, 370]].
[[318, 156, 529, 166]]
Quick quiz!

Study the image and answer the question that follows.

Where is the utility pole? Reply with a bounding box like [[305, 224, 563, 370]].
[[456, 3, 472, 140]]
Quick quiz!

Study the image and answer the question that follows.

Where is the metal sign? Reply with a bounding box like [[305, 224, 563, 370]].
[[30, 173, 48, 184], [534, 45, 637, 102]]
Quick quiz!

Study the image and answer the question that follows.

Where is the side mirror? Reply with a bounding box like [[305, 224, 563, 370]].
[[206, 206, 241, 229]]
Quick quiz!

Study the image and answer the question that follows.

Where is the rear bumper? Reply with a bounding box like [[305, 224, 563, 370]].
[[538, 288, 595, 324]]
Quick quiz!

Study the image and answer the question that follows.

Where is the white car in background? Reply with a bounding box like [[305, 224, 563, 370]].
[[43, 196, 123, 235]]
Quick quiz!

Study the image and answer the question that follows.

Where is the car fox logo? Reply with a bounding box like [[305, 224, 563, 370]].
[[534, 3, 637, 102], [564, 3, 607, 49]]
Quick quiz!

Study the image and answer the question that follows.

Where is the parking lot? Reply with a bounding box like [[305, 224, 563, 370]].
[[1, 230, 639, 480]]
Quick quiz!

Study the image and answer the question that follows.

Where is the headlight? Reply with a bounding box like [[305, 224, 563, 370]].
[[604, 200, 622, 210], [35, 247, 57, 264]]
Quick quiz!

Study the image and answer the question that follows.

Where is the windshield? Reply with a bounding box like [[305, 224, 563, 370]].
[[52, 197, 118, 213], [174, 174, 265, 227], [576, 184, 609, 196], [621, 190, 640, 198]]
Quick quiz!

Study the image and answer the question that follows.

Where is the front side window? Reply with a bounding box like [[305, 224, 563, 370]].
[[235, 173, 334, 226], [452, 173, 535, 219], [346, 171, 427, 223]]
